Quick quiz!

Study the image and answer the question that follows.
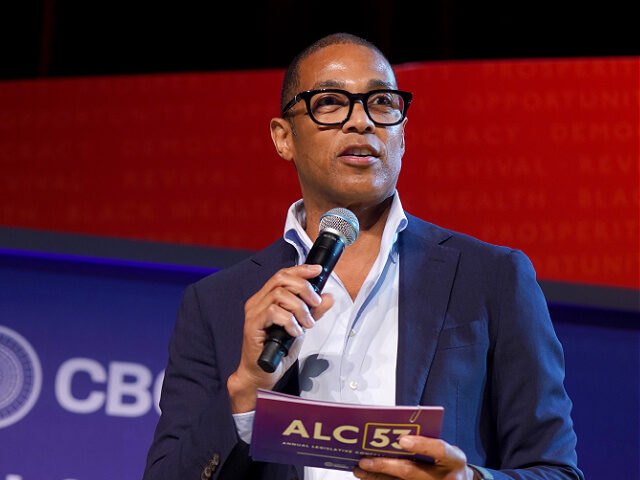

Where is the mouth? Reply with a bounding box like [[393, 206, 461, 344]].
[[338, 145, 380, 165]]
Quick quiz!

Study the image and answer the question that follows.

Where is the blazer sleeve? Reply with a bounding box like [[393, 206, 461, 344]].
[[486, 250, 583, 480], [142, 283, 250, 480]]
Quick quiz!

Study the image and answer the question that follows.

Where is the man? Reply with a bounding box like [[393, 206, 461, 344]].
[[144, 33, 582, 480]]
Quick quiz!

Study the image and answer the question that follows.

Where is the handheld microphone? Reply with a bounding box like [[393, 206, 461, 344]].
[[257, 207, 359, 373]]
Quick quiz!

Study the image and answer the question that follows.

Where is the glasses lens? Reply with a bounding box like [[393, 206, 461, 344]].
[[309, 92, 350, 124], [367, 92, 405, 125], [308, 91, 406, 125]]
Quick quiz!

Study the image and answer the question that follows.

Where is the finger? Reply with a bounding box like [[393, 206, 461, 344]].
[[292, 264, 325, 308], [263, 304, 305, 337], [353, 466, 399, 479], [253, 264, 324, 309], [398, 436, 467, 468], [358, 457, 424, 479], [310, 292, 334, 321], [264, 286, 316, 329]]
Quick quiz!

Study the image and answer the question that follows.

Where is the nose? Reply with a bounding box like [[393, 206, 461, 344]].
[[342, 100, 375, 133]]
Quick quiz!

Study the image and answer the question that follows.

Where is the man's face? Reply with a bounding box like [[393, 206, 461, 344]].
[[279, 43, 406, 211]]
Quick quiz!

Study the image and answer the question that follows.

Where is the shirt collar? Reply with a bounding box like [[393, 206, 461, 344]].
[[283, 192, 408, 264]]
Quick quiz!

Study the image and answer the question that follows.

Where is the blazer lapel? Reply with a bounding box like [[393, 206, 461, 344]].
[[243, 240, 303, 477], [247, 239, 301, 398], [240, 238, 298, 306], [396, 217, 460, 406], [273, 360, 300, 395]]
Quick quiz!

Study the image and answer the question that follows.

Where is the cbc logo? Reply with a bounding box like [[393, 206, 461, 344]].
[[0, 325, 165, 428], [0, 325, 43, 429], [55, 358, 164, 417]]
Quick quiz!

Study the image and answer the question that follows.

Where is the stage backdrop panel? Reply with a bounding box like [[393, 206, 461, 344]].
[[0, 251, 211, 479], [1, 58, 638, 292]]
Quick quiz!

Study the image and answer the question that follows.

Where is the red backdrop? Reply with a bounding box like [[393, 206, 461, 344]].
[[1, 58, 638, 289]]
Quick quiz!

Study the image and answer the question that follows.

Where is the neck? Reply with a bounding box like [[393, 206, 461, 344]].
[[302, 195, 394, 301], [303, 194, 394, 243]]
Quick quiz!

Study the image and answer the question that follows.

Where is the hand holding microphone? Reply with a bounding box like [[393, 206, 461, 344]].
[[227, 208, 359, 413], [258, 208, 359, 372]]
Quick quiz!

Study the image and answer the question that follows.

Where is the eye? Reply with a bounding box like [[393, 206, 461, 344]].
[[369, 92, 404, 115], [313, 93, 348, 108], [373, 95, 391, 105], [369, 93, 395, 107]]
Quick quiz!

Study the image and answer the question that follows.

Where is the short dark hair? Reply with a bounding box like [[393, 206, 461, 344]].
[[280, 33, 394, 116]]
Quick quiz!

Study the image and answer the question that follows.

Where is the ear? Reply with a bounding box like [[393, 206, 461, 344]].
[[399, 117, 408, 151], [270, 117, 295, 162]]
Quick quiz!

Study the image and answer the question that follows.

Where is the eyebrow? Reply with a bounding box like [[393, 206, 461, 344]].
[[367, 79, 396, 89], [312, 79, 346, 89], [311, 78, 397, 90]]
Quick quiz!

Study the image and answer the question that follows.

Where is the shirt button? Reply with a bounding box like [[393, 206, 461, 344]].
[[349, 329, 356, 337], [349, 380, 359, 390]]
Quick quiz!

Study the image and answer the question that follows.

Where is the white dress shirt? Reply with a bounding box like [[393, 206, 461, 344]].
[[234, 193, 407, 480]]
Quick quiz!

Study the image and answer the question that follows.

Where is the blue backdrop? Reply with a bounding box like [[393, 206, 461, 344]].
[[0, 249, 638, 479]]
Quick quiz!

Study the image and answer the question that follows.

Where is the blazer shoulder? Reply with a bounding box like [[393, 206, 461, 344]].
[[403, 212, 535, 275], [190, 238, 296, 293], [405, 213, 511, 255]]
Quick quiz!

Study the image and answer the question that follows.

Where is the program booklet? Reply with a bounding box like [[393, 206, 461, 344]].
[[249, 389, 444, 472]]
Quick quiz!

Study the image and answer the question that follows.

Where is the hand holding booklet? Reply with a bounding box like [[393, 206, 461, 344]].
[[249, 389, 444, 472]]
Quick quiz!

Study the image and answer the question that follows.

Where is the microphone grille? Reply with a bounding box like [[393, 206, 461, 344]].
[[319, 208, 359, 246]]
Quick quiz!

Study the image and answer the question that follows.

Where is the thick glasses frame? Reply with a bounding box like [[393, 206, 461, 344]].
[[282, 88, 413, 126]]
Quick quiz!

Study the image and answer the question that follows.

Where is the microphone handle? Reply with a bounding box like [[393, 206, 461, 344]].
[[257, 232, 345, 373]]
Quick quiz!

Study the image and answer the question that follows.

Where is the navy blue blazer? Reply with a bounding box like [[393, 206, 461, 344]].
[[144, 215, 583, 480]]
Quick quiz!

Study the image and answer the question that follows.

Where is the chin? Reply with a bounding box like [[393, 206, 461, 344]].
[[334, 185, 394, 207]]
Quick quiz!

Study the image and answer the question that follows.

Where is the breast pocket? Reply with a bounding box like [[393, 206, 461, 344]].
[[437, 319, 489, 350]]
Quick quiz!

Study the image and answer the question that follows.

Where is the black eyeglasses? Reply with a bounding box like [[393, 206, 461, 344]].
[[282, 89, 413, 126]]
